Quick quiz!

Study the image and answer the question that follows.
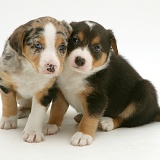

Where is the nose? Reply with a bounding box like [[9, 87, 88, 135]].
[[75, 56, 85, 67], [47, 64, 55, 73]]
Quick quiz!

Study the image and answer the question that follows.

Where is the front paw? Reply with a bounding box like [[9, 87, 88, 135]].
[[43, 124, 59, 135], [99, 117, 114, 131], [71, 132, 93, 146], [0, 116, 17, 129], [23, 131, 45, 143]]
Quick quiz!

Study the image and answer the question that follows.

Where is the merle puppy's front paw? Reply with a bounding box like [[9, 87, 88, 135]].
[[23, 130, 45, 143], [0, 116, 17, 129]]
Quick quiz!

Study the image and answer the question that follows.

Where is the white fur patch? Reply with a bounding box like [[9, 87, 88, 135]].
[[23, 132, 45, 143], [57, 62, 89, 113], [67, 47, 93, 73], [71, 132, 93, 146], [90, 51, 112, 75], [85, 21, 95, 30], [11, 58, 54, 99], [99, 117, 114, 131], [57, 53, 112, 114], [0, 115, 17, 129], [39, 23, 60, 76], [43, 124, 59, 135], [23, 97, 46, 143]]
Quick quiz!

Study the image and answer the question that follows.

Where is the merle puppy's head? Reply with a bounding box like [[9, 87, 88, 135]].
[[1, 16, 72, 76], [67, 21, 118, 74]]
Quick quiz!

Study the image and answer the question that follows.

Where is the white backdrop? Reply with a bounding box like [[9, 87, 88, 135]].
[[0, 0, 160, 160]]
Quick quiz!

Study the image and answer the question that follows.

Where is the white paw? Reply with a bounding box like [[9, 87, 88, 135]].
[[71, 132, 93, 146], [0, 116, 17, 129], [43, 124, 59, 135], [23, 131, 45, 143], [99, 117, 114, 131]]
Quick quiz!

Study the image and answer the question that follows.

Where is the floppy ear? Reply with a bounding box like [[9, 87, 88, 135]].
[[70, 21, 77, 27], [61, 21, 73, 37], [8, 25, 25, 56], [108, 30, 118, 56], [110, 37, 118, 56]]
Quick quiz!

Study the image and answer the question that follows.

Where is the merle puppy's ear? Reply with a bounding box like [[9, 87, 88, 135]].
[[107, 29, 118, 56], [61, 21, 73, 37], [8, 25, 26, 56]]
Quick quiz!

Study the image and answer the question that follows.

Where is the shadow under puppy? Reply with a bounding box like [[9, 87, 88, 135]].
[[45, 21, 160, 146], [0, 16, 71, 143]]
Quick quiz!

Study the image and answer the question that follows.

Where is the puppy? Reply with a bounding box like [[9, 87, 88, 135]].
[[45, 21, 160, 146], [0, 16, 71, 143]]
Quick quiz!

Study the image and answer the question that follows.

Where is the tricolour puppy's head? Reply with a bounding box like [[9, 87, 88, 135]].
[[2, 16, 72, 76], [67, 21, 118, 74]]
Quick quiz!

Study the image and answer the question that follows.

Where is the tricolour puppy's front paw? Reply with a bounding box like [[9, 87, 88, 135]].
[[99, 117, 114, 131], [43, 124, 59, 135], [0, 116, 17, 129], [71, 132, 93, 146], [23, 131, 45, 143]]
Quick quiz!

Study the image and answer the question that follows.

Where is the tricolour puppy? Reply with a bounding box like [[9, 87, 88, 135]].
[[0, 16, 71, 143], [44, 21, 160, 146]]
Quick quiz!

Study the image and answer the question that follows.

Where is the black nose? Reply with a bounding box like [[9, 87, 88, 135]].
[[75, 56, 85, 67], [47, 64, 55, 73]]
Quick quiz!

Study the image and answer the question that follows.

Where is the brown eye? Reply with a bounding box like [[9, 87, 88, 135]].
[[58, 44, 66, 52], [72, 36, 79, 44], [94, 45, 101, 53]]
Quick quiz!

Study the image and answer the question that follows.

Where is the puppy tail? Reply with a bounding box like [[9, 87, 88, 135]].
[[153, 109, 160, 122]]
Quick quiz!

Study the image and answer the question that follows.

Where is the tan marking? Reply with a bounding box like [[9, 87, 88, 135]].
[[78, 115, 99, 138], [111, 38, 118, 56], [77, 32, 84, 41], [113, 117, 123, 129], [92, 36, 100, 45], [35, 77, 56, 105], [57, 53, 64, 75], [78, 86, 99, 138], [55, 36, 63, 49], [55, 36, 67, 75], [9, 25, 25, 54], [48, 90, 69, 127], [0, 90, 17, 117], [92, 52, 107, 68], [119, 103, 136, 119], [23, 45, 41, 71]]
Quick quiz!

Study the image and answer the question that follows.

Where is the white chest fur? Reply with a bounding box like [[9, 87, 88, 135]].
[[57, 63, 88, 113], [11, 59, 54, 99]]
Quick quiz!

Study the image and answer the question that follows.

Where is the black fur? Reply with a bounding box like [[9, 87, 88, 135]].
[[0, 85, 10, 94], [24, 27, 44, 45], [70, 21, 160, 127], [40, 86, 58, 107], [87, 53, 159, 127], [69, 21, 114, 61]]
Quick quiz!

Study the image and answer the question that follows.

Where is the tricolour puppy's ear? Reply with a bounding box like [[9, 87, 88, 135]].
[[8, 25, 26, 56], [110, 37, 118, 56], [70, 21, 77, 27], [107, 30, 118, 56], [61, 21, 73, 37]]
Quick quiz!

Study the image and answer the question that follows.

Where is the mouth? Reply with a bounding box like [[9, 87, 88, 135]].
[[74, 66, 79, 69]]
